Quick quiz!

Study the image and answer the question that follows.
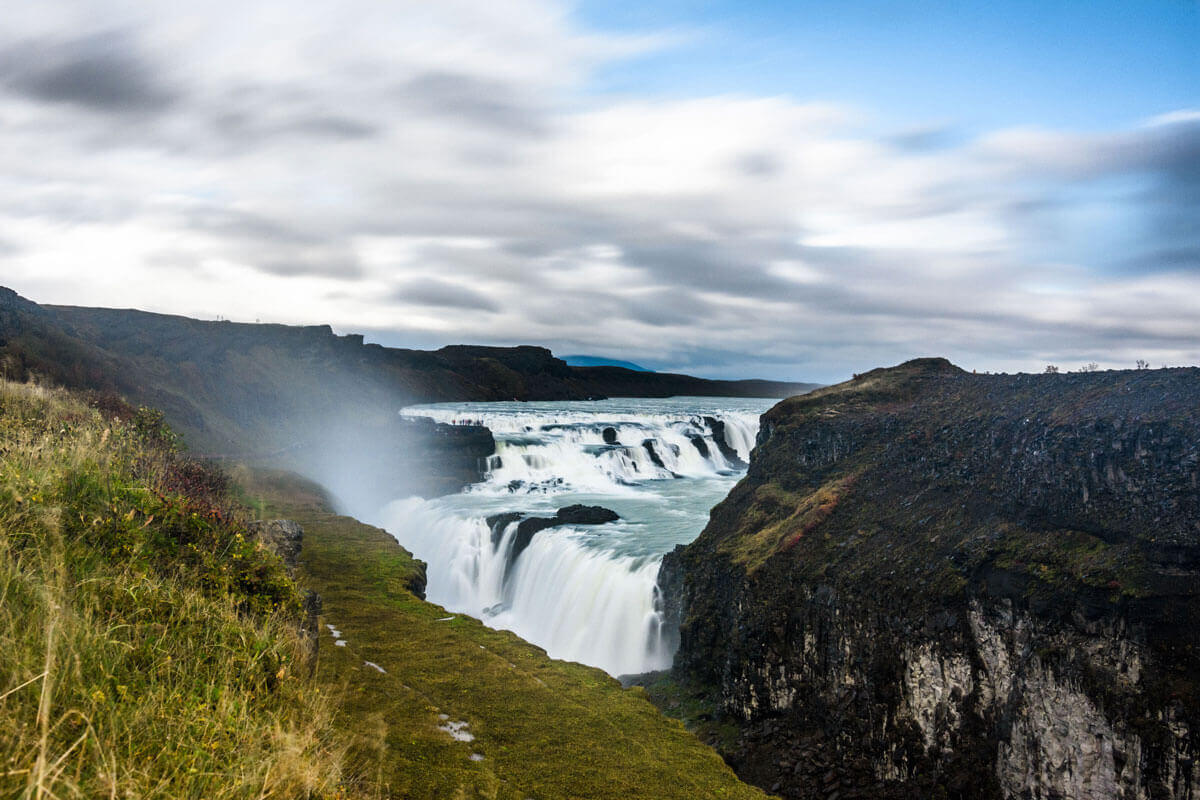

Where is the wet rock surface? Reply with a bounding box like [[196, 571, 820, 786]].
[[660, 359, 1200, 800], [555, 504, 621, 526], [486, 505, 621, 565], [704, 415, 749, 468]]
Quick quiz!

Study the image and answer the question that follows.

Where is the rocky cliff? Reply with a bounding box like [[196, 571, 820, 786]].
[[660, 358, 1200, 799]]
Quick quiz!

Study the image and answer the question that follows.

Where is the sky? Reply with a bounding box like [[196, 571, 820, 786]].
[[0, 1, 1197, 383]]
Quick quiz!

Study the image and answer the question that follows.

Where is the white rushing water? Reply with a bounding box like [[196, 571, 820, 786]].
[[375, 396, 773, 677]]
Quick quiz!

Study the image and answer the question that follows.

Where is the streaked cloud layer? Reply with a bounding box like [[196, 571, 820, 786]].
[[1, 1, 1197, 381]]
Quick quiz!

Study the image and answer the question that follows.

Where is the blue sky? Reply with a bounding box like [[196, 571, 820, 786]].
[[0, 0, 1198, 382], [578, 0, 1200, 132]]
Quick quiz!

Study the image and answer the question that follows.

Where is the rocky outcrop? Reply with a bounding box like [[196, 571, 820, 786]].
[[704, 415, 748, 468], [555, 504, 621, 526], [391, 417, 495, 496], [243, 518, 325, 675], [247, 518, 304, 569], [487, 505, 620, 565], [661, 359, 1200, 800], [643, 439, 665, 468]]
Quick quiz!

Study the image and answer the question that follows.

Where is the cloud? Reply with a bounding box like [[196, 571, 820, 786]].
[[395, 71, 548, 135], [159, 204, 365, 278], [0, 1, 1196, 382], [0, 32, 177, 113], [392, 278, 501, 312], [212, 108, 378, 143]]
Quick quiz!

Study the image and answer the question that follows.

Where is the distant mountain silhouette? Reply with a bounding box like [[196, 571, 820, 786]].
[[561, 355, 653, 372]]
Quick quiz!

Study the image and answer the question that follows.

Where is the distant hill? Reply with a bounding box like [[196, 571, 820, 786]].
[[562, 354, 653, 372], [0, 287, 817, 507]]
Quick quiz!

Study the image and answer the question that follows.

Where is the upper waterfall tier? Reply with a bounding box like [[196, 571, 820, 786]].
[[401, 397, 762, 496]]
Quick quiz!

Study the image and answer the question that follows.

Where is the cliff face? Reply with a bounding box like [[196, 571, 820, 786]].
[[661, 358, 1200, 800]]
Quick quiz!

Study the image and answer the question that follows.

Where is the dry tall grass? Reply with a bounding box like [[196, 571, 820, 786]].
[[0, 380, 345, 798]]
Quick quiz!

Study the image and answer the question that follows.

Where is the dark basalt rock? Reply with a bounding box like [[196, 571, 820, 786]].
[[385, 416, 496, 498], [603, 426, 619, 444], [703, 415, 748, 468], [688, 435, 710, 458], [485, 512, 525, 548], [555, 504, 620, 525], [508, 517, 561, 563], [660, 358, 1200, 800], [487, 505, 621, 567], [643, 439, 667, 468], [643, 439, 684, 477], [247, 518, 304, 569]]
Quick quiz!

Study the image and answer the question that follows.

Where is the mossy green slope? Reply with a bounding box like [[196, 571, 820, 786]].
[[243, 469, 768, 800]]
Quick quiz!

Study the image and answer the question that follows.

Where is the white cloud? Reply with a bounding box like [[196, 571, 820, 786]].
[[0, 1, 1197, 382]]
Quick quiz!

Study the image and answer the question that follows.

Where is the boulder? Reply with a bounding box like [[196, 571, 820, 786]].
[[556, 504, 620, 525]]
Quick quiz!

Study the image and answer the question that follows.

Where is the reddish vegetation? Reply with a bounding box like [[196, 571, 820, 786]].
[[780, 476, 856, 552]]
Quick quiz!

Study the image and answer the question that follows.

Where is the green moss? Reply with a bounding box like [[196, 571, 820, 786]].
[[635, 674, 743, 754], [720, 473, 860, 572], [248, 470, 769, 800], [992, 525, 1150, 598]]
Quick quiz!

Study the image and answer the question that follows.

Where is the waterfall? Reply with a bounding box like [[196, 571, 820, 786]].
[[405, 405, 758, 494], [379, 497, 672, 676], [379, 398, 768, 676]]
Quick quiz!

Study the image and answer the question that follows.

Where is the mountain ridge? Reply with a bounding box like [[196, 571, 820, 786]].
[[562, 354, 654, 371], [0, 287, 816, 508]]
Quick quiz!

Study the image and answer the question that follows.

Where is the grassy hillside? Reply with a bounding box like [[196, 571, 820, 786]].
[[0, 380, 340, 799], [240, 468, 769, 800]]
